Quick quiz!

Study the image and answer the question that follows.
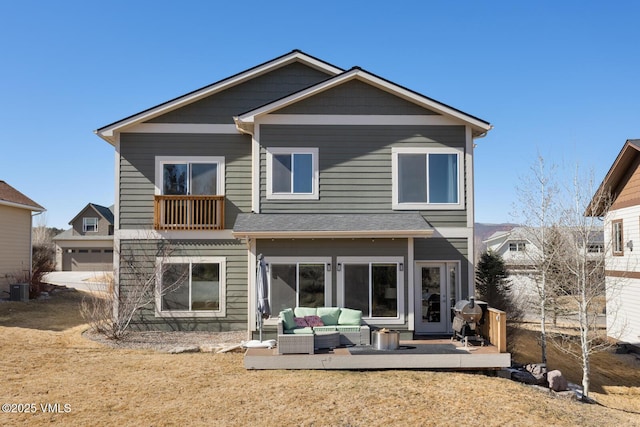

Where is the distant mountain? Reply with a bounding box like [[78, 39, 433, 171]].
[[474, 222, 519, 262]]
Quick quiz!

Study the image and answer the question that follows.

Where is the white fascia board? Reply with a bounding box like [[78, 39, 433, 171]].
[[0, 200, 45, 212], [125, 123, 240, 134], [96, 51, 343, 143], [231, 229, 434, 240], [259, 114, 461, 126]]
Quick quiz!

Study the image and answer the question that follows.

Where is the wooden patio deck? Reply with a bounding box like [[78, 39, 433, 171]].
[[244, 338, 511, 370]]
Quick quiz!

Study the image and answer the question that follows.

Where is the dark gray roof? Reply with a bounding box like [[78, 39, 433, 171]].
[[233, 213, 433, 237], [91, 204, 115, 224]]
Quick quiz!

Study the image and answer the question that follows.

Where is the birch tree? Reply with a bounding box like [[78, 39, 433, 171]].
[[550, 165, 612, 398], [514, 155, 562, 365]]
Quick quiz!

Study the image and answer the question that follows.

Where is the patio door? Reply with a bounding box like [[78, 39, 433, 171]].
[[414, 262, 458, 334]]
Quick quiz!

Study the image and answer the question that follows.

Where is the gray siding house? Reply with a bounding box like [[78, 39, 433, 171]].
[[95, 50, 492, 337], [53, 203, 114, 271]]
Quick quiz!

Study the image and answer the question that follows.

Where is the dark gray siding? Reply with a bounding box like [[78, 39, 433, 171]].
[[119, 133, 251, 229], [119, 239, 247, 331], [276, 80, 438, 115], [146, 62, 333, 124], [259, 124, 467, 228]]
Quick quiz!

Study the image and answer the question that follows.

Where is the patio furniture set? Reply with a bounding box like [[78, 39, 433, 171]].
[[277, 307, 371, 354]]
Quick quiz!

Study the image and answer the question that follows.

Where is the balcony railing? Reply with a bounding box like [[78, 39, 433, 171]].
[[154, 195, 225, 231]]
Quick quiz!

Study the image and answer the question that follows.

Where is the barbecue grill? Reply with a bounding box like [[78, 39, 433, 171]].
[[452, 297, 487, 345]]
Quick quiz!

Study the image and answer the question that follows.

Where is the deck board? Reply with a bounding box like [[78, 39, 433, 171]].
[[244, 339, 511, 370]]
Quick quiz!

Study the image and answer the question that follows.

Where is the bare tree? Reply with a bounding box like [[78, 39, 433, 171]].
[[81, 238, 186, 340], [514, 155, 562, 365], [550, 165, 613, 398]]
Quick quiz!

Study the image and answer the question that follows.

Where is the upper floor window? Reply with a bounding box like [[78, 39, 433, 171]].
[[155, 156, 225, 196], [509, 242, 526, 252], [587, 244, 604, 253], [266, 147, 319, 200], [83, 217, 98, 233], [392, 147, 464, 210], [612, 219, 623, 256]]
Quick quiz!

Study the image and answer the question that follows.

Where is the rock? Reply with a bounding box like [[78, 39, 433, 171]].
[[167, 345, 200, 354], [547, 370, 568, 391], [524, 363, 547, 385], [199, 344, 220, 353], [511, 369, 539, 385], [554, 390, 578, 400]]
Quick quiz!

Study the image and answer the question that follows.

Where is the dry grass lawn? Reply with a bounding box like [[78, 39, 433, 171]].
[[1, 290, 639, 426]]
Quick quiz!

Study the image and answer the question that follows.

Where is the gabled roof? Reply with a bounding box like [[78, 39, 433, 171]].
[[69, 203, 114, 226], [588, 139, 640, 216], [232, 213, 433, 239], [95, 50, 343, 145], [234, 66, 492, 137], [0, 181, 45, 212]]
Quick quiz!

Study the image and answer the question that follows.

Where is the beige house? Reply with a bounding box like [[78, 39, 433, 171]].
[[53, 203, 114, 271], [0, 181, 45, 295]]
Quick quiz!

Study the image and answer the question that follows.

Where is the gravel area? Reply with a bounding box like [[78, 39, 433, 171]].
[[84, 329, 249, 353]]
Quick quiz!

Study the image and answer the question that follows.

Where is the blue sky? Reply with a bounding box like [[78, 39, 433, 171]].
[[1, 1, 638, 229]]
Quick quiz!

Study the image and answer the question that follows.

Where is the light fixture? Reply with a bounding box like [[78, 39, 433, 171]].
[[627, 240, 633, 252], [327, 264, 332, 272], [337, 263, 342, 271], [399, 263, 404, 271]]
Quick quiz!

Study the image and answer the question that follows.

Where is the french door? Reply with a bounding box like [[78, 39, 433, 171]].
[[414, 262, 459, 334]]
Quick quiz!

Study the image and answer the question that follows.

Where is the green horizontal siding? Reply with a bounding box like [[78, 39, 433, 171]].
[[118, 239, 248, 332], [119, 133, 251, 229], [146, 62, 333, 124], [276, 80, 438, 115], [259, 124, 468, 226]]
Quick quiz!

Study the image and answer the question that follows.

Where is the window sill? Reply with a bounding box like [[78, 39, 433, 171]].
[[155, 310, 226, 318], [393, 203, 464, 211]]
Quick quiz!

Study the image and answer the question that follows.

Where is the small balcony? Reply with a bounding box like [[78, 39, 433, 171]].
[[154, 195, 225, 231]]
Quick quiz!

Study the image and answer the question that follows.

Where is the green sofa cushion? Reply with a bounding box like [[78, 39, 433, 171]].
[[285, 327, 314, 334], [338, 308, 362, 326], [294, 307, 317, 317], [317, 307, 341, 326], [280, 308, 296, 331]]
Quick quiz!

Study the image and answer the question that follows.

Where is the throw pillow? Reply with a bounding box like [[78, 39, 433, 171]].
[[294, 317, 309, 328], [317, 307, 341, 325], [280, 308, 296, 330], [338, 307, 362, 326], [304, 315, 325, 327]]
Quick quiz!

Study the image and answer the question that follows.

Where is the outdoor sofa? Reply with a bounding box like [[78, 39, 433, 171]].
[[277, 307, 371, 354]]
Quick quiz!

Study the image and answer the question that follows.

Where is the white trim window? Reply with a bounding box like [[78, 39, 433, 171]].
[[337, 256, 404, 324], [155, 156, 225, 196], [509, 242, 526, 252], [266, 147, 319, 199], [83, 217, 98, 233], [265, 257, 332, 314], [392, 147, 464, 210], [612, 219, 623, 256], [155, 256, 226, 318]]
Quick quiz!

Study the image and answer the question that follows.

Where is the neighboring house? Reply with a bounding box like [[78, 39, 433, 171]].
[[53, 203, 114, 271], [0, 181, 45, 295], [589, 139, 640, 346], [95, 50, 492, 337], [483, 226, 537, 305], [484, 226, 604, 309]]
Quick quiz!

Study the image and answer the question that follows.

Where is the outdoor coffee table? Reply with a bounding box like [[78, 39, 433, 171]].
[[314, 331, 340, 350]]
